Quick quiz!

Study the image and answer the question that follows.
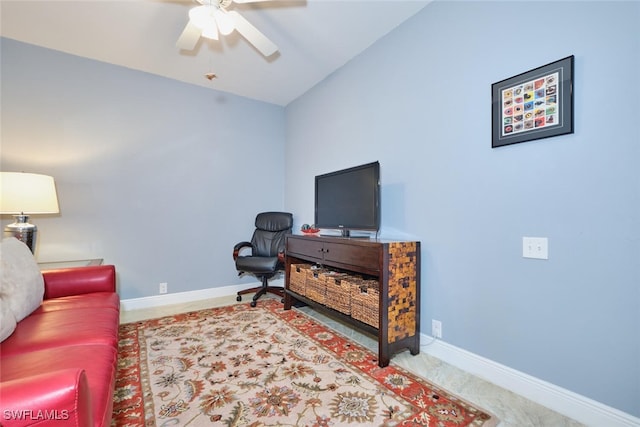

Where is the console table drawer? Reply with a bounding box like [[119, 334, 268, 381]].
[[323, 243, 379, 272], [286, 236, 380, 273], [286, 237, 324, 261]]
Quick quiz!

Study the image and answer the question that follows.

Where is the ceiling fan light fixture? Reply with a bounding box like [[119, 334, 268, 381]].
[[189, 5, 219, 40], [201, 24, 219, 40], [177, 0, 279, 57], [214, 9, 235, 36], [189, 6, 214, 30]]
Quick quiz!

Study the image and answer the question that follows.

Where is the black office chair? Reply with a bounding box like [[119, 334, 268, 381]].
[[233, 212, 293, 307]]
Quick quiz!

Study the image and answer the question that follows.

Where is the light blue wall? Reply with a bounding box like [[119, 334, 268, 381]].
[[2, 0, 639, 419], [285, 0, 639, 418], [1, 38, 287, 299]]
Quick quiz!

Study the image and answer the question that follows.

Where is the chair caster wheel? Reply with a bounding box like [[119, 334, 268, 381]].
[[250, 301, 257, 307], [236, 295, 242, 302], [280, 298, 285, 303]]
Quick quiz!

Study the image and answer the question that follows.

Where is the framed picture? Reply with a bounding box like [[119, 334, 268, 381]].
[[492, 55, 574, 148]]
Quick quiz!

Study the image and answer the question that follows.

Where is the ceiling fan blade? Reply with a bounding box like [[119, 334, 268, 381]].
[[176, 20, 202, 50], [227, 11, 278, 57]]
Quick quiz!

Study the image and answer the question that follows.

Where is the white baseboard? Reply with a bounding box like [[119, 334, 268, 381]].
[[120, 279, 282, 311], [121, 288, 637, 427], [420, 333, 640, 427]]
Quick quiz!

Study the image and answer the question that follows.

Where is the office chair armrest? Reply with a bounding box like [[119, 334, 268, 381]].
[[233, 241, 253, 260]]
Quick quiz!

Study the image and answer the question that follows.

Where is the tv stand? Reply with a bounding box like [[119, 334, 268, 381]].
[[284, 234, 420, 367]]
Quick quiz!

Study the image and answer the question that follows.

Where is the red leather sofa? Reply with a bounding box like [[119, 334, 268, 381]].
[[0, 265, 120, 427]]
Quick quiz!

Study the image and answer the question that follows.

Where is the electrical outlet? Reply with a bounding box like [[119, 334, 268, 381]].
[[159, 282, 168, 294], [431, 319, 442, 339]]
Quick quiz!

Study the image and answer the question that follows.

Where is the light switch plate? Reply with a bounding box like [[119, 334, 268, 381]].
[[523, 237, 548, 259]]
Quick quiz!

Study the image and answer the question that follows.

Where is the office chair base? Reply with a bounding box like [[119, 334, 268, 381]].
[[236, 279, 284, 307]]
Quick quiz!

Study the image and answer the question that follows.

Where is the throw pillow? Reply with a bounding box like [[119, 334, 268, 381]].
[[0, 295, 17, 341], [0, 237, 45, 322]]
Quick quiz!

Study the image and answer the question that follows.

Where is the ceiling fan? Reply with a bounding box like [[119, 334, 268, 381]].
[[176, 0, 278, 57]]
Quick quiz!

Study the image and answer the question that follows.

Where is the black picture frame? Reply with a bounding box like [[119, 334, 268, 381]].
[[492, 55, 574, 148]]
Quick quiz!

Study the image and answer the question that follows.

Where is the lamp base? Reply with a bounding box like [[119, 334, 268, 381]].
[[4, 215, 37, 253]]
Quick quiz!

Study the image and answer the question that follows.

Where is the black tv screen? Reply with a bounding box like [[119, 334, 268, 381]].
[[314, 161, 380, 236]]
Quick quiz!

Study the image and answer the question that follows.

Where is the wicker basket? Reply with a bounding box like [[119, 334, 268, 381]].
[[305, 267, 328, 304], [289, 264, 311, 296], [350, 278, 380, 328], [323, 272, 352, 314]]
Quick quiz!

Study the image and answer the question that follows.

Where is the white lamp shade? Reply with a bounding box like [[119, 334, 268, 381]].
[[0, 172, 60, 214]]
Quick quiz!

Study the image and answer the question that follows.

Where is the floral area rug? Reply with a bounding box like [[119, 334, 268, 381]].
[[112, 299, 493, 426]]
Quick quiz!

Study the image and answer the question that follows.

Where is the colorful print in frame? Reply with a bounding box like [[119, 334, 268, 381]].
[[492, 55, 574, 148]]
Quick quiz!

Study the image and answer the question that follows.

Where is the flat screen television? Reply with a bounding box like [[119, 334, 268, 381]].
[[314, 161, 380, 237]]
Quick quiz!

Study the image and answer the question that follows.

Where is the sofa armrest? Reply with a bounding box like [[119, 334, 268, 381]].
[[0, 369, 92, 427], [43, 265, 116, 299]]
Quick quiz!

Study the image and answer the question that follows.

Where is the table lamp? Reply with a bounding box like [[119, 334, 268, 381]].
[[0, 172, 60, 253]]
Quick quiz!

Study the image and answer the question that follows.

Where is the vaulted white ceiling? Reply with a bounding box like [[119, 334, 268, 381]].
[[1, 0, 430, 106]]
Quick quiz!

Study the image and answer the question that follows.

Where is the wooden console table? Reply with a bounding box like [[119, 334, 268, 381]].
[[284, 234, 420, 367]]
